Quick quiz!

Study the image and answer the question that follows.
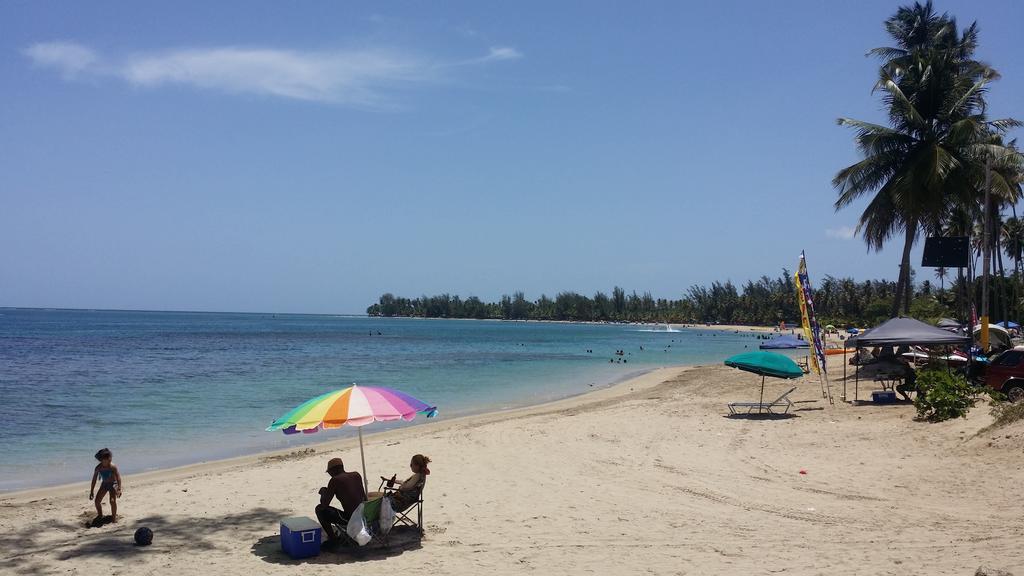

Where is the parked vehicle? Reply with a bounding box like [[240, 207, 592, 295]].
[[982, 348, 1024, 402]]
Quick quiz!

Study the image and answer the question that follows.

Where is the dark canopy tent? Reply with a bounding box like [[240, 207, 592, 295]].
[[847, 317, 970, 348], [846, 317, 970, 402], [936, 318, 963, 332], [759, 334, 810, 349]]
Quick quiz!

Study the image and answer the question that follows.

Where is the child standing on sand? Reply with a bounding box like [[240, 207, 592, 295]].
[[89, 448, 122, 522]]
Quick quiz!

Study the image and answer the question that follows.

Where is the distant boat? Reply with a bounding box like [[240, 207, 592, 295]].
[[633, 322, 680, 333]]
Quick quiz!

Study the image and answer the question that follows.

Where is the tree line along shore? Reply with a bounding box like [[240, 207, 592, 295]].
[[366, 268, 1023, 327]]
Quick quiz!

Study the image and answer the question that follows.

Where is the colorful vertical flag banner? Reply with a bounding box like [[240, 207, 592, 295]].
[[796, 251, 827, 375], [794, 272, 818, 373]]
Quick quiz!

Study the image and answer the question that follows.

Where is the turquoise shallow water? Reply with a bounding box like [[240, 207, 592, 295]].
[[0, 309, 782, 491]]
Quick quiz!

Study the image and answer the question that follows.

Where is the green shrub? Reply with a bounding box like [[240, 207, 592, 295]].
[[987, 401, 1024, 430], [913, 369, 983, 422]]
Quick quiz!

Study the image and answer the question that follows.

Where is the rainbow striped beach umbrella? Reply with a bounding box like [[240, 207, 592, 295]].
[[267, 384, 437, 491]]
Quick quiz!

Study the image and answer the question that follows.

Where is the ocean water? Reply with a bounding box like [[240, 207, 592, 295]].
[[0, 309, 783, 491]]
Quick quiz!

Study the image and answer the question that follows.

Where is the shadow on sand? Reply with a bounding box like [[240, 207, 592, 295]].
[[251, 526, 424, 565], [0, 507, 288, 575], [87, 514, 115, 528], [724, 412, 799, 420]]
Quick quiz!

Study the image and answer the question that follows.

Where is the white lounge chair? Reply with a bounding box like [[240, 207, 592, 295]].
[[728, 386, 797, 415]]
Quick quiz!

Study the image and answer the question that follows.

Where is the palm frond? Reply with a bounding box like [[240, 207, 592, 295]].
[[833, 155, 898, 207], [837, 117, 916, 156], [856, 184, 903, 252], [875, 78, 927, 132], [990, 118, 1024, 133], [947, 77, 992, 118], [868, 46, 908, 60]]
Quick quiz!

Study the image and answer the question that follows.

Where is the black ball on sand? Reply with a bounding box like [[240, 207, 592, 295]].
[[134, 527, 153, 546]]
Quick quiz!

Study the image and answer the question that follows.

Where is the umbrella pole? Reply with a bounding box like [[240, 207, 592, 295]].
[[843, 347, 847, 402], [759, 374, 766, 413], [358, 427, 368, 495], [855, 347, 860, 403]]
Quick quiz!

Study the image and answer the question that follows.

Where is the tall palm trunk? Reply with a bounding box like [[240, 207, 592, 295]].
[[958, 266, 967, 323], [1011, 250, 1019, 325], [904, 259, 913, 314], [892, 219, 916, 317], [996, 232, 1008, 324], [989, 206, 1007, 325]]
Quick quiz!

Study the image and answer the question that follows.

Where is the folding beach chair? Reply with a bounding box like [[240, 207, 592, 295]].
[[379, 475, 425, 534], [796, 357, 810, 374], [728, 386, 797, 415]]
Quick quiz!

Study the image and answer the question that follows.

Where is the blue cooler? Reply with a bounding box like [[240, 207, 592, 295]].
[[872, 390, 897, 404], [280, 516, 321, 559]]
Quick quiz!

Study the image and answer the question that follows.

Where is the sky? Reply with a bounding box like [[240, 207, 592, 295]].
[[1, 1, 1022, 314]]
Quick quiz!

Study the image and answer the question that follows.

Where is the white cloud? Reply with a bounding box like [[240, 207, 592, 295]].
[[452, 46, 523, 67], [484, 46, 522, 61], [23, 41, 98, 79], [24, 41, 522, 106], [826, 226, 857, 240], [122, 47, 429, 105]]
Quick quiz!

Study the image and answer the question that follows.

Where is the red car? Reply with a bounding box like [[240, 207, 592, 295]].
[[983, 348, 1024, 402]]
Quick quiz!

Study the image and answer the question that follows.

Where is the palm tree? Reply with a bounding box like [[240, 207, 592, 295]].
[[1004, 217, 1024, 278], [934, 266, 948, 291], [971, 136, 1024, 322], [1001, 215, 1024, 321], [833, 1, 1015, 317]]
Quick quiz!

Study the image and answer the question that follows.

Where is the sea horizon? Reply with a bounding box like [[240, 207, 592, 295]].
[[2, 305, 763, 326]]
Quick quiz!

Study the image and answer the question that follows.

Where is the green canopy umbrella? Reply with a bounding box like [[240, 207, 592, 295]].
[[724, 351, 803, 411]]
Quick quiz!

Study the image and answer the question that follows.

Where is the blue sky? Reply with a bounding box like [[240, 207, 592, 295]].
[[2, 1, 1021, 314]]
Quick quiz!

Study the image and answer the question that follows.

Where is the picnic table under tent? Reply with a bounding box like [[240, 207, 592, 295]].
[[845, 317, 971, 402]]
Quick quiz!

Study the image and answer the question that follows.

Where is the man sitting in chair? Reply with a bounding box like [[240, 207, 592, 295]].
[[315, 457, 365, 544]]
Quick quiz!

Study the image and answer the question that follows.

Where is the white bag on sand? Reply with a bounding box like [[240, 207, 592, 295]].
[[346, 503, 371, 546], [379, 496, 395, 536]]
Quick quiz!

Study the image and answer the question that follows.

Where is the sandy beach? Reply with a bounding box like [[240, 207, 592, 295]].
[[2, 365, 1022, 576], [676, 323, 782, 334]]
